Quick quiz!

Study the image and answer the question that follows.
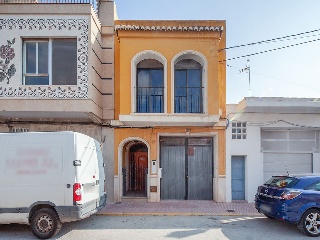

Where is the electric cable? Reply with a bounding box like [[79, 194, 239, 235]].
[[226, 64, 320, 92], [221, 28, 320, 50], [220, 37, 320, 62]]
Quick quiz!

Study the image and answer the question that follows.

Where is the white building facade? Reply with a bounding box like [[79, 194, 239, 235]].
[[226, 97, 320, 203]]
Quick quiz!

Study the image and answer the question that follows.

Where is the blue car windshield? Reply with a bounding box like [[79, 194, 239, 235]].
[[264, 176, 299, 188]]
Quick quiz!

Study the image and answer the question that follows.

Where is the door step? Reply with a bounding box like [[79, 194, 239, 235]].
[[121, 197, 148, 202]]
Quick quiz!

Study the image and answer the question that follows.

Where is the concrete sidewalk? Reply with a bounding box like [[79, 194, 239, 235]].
[[97, 200, 261, 216]]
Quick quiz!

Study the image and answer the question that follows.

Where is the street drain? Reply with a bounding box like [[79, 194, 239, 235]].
[[114, 202, 122, 204], [226, 209, 236, 212]]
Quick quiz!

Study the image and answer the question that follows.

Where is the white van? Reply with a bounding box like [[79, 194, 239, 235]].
[[0, 131, 106, 239]]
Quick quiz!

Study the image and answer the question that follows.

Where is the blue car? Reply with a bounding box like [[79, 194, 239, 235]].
[[255, 175, 320, 237]]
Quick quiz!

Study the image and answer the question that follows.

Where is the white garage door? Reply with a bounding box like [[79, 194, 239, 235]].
[[263, 153, 312, 182]]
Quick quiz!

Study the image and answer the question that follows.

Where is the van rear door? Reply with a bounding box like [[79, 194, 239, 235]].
[[73, 133, 101, 216], [94, 140, 106, 206]]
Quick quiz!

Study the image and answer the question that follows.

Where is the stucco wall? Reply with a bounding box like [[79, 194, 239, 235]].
[[114, 20, 226, 118], [113, 126, 226, 202], [227, 110, 320, 203]]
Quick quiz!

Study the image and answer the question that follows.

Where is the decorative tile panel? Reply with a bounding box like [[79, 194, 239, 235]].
[[16, 86, 27, 97], [27, 86, 38, 97], [0, 38, 16, 84], [68, 86, 78, 98], [0, 18, 89, 99], [38, 87, 48, 98]]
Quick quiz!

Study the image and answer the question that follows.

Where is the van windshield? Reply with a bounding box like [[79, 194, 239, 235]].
[[264, 176, 299, 188]]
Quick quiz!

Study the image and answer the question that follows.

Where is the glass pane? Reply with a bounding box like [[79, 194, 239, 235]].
[[150, 69, 163, 87], [188, 69, 201, 87], [175, 96, 186, 113], [38, 42, 48, 74], [25, 76, 49, 85], [137, 69, 164, 113], [52, 39, 77, 85], [175, 70, 187, 87], [26, 42, 36, 73], [264, 176, 299, 188], [187, 87, 201, 113], [188, 138, 212, 146], [175, 70, 186, 96], [137, 69, 150, 87]]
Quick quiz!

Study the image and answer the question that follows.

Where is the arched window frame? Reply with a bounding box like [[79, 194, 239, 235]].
[[131, 50, 167, 114], [171, 50, 208, 114]]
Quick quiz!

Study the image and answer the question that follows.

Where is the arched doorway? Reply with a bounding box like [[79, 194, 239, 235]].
[[123, 141, 148, 197]]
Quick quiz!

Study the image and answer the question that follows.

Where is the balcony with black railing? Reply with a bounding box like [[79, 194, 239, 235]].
[[136, 87, 164, 113], [174, 87, 203, 113]]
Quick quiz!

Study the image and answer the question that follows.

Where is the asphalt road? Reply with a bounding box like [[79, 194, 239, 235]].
[[0, 215, 310, 240]]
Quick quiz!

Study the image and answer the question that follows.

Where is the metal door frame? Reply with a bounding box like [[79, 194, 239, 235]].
[[231, 156, 245, 201], [160, 137, 213, 200]]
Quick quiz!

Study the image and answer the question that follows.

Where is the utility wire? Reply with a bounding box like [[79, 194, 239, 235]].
[[227, 64, 320, 91], [274, 32, 320, 43], [221, 28, 320, 50], [220, 37, 320, 62]]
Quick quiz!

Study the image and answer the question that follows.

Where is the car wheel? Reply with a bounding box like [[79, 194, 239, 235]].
[[30, 208, 62, 239], [299, 209, 320, 237], [263, 214, 275, 219]]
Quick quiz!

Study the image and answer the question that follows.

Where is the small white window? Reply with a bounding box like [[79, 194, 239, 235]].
[[232, 122, 247, 140]]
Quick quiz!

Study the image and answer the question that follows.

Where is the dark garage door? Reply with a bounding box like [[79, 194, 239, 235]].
[[160, 137, 213, 200]]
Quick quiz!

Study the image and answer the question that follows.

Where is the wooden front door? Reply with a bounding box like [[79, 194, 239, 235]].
[[130, 151, 148, 191], [135, 152, 148, 190]]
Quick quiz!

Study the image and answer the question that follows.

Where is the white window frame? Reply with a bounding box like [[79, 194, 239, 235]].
[[131, 50, 167, 114], [171, 50, 208, 114], [23, 39, 52, 85]]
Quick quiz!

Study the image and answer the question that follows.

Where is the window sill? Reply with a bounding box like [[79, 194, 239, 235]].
[[118, 114, 220, 127]]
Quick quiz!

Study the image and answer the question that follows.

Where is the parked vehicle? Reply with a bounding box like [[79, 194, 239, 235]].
[[0, 131, 106, 239], [255, 175, 320, 237]]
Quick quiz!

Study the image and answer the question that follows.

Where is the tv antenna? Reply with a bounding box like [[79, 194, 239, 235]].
[[239, 59, 251, 96]]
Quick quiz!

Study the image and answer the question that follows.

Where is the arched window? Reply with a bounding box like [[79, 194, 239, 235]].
[[174, 59, 203, 113], [136, 59, 164, 113]]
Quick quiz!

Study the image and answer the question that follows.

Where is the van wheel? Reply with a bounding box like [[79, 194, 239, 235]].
[[31, 208, 62, 239], [298, 209, 320, 237]]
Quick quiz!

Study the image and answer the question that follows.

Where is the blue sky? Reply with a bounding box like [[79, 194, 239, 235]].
[[115, 0, 320, 103]]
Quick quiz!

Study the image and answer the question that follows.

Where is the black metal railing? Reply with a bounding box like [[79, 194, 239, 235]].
[[137, 87, 164, 113], [0, 0, 98, 10], [174, 87, 203, 113]]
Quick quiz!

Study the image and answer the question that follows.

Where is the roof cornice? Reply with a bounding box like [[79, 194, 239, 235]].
[[115, 24, 223, 32]]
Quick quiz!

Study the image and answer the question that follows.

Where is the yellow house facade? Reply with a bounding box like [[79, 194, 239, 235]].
[[113, 20, 226, 202]]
